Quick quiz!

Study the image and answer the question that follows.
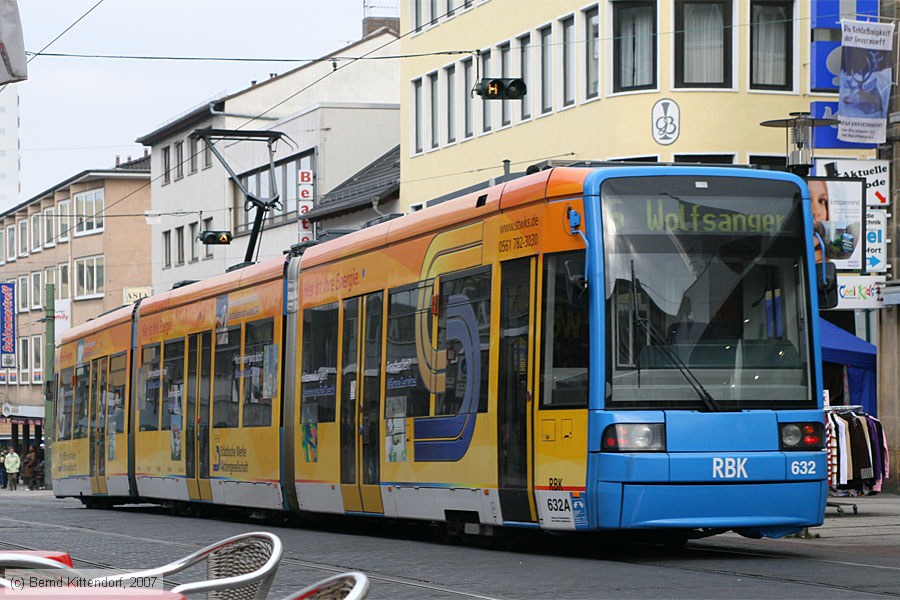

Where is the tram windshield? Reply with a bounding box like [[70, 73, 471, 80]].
[[601, 175, 815, 410]]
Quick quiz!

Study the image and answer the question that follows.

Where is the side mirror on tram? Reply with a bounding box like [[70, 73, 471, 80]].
[[817, 261, 838, 309], [564, 259, 588, 308]]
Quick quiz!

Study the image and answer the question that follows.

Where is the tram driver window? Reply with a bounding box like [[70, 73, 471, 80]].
[[243, 318, 276, 427], [139, 344, 161, 431], [213, 326, 241, 428], [301, 303, 338, 423], [540, 252, 590, 408], [385, 284, 431, 418]]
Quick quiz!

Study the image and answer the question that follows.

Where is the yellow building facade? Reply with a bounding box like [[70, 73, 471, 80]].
[[400, 0, 874, 205]]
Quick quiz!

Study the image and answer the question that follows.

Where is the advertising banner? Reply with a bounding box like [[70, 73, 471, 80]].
[[837, 19, 895, 144], [836, 274, 884, 309], [0, 282, 15, 368], [806, 177, 866, 271], [813, 159, 890, 206]]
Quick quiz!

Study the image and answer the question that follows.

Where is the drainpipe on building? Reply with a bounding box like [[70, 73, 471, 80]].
[[43, 283, 54, 490]]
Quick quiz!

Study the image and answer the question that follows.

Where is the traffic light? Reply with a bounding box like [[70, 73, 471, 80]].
[[199, 230, 233, 245], [474, 78, 527, 100]]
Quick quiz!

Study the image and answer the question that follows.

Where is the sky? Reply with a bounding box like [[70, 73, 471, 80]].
[[15, 0, 392, 200]]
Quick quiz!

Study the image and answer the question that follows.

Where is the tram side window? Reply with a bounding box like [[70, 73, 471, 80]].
[[139, 344, 161, 431], [540, 252, 590, 408], [436, 268, 491, 415], [301, 303, 338, 423], [385, 285, 430, 418], [243, 318, 275, 428], [108, 352, 127, 434], [213, 326, 241, 428], [57, 366, 74, 441], [73, 363, 90, 439], [162, 339, 185, 432]]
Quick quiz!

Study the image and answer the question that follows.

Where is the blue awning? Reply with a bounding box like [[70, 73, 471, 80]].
[[819, 318, 876, 369]]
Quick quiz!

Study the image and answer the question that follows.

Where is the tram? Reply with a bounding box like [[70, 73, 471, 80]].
[[53, 165, 831, 539]]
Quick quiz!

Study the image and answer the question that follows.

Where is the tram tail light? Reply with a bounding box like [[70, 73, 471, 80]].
[[601, 423, 665, 452], [779, 422, 824, 450]]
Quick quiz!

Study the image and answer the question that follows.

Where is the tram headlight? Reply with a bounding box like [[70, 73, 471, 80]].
[[780, 422, 824, 450], [601, 423, 666, 452]]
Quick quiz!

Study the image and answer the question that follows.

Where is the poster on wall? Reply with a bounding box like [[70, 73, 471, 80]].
[[806, 177, 866, 271], [837, 19, 895, 144], [813, 159, 890, 206]]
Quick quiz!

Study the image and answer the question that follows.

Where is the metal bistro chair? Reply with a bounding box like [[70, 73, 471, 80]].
[[282, 571, 370, 600], [89, 531, 283, 600], [0, 552, 84, 589]]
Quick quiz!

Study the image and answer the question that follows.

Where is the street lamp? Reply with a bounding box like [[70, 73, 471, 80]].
[[759, 111, 838, 177]]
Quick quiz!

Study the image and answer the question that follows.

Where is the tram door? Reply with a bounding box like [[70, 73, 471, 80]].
[[185, 332, 213, 501], [340, 293, 385, 514], [497, 258, 537, 523], [89, 357, 108, 494]]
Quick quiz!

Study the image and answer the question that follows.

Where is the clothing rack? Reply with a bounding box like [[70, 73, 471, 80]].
[[824, 405, 865, 516]]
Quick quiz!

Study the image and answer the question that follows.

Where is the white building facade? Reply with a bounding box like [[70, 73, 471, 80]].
[[0, 86, 19, 212]]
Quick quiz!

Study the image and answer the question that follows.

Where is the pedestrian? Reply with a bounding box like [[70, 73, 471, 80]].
[[3, 447, 20, 491], [0, 449, 7, 489], [23, 445, 37, 490]]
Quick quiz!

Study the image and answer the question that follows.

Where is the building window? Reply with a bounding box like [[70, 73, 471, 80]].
[[58, 262, 70, 299], [75, 255, 105, 298], [162, 230, 171, 268], [499, 43, 512, 126], [203, 218, 214, 258], [463, 58, 474, 138], [430, 0, 438, 24], [5, 224, 14, 261], [175, 226, 185, 265], [539, 26, 553, 113], [18, 220, 27, 256], [31, 213, 41, 250], [413, 78, 423, 153], [203, 139, 212, 168], [189, 137, 198, 173], [17, 275, 28, 312], [519, 34, 532, 119], [31, 272, 41, 310], [613, 1, 657, 92], [162, 146, 171, 183], [445, 65, 456, 144], [481, 50, 492, 132], [0, 229, 4, 265], [586, 8, 600, 99], [43, 208, 55, 247], [74, 188, 105, 235], [190, 222, 199, 262], [414, 0, 423, 32], [675, 0, 731, 88], [750, 0, 792, 90], [174, 141, 184, 179], [31, 334, 42, 385], [18, 336, 29, 384], [57, 199, 71, 242], [429, 72, 439, 149], [44, 267, 54, 297], [562, 17, 575, 106]]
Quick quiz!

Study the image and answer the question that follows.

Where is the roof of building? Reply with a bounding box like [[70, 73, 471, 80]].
[[307, 144, 400, 221], [135, 26, 399, 147]]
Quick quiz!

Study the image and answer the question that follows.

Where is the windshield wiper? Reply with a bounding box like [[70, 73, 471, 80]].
[[630, 264, 721, 412]]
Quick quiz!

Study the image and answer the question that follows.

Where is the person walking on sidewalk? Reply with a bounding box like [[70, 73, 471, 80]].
[[0, 449, 7, 489], [4, 447, 20, 491], [22, 446, 37, 490]]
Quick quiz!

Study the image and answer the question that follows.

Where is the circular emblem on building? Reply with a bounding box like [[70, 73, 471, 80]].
[[651, 98, 680, 145]]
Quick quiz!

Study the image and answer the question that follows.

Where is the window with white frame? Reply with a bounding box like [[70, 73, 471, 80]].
[[586, 8, 600, 99], [175, 141, 184, 179], [613, 0, 657, 92], [58, 262, 69, 299], [163, 230, 171, 268], [18, 220, 27, 256], [57, 199, 71, 242], [429, 0, 438, 24], [203, 139, 212, 168], [0, 229, 4, 265], [561, 17, 576, 106], [31, 334, 42, 384], [17, 274, 28, 312], [413, 78, 424, 153], [44, 207, 55, 247], [190, 222, 199, 262], [31, 213, 41, 250], [519, 34, 532, 119], [539, 26, 553, 113], [18, 336, 29, 384], [413, 0, 423, 32], [176, 226, 185, 265], [446, 0, 456, 17], [162, 146, 171, 183], [750, 0, 792, 90], [499, 43, 512, 126], [203, 217, 214, 258], [481, 50, 493, 132], [675, 0, 732, 88], [31, 271, 41, 309], [445, 65, 456, 144], [235, 152, 313, 232], [189, 137, 198, 173], [75, 188, 104, 235], [75, 255, 105, 298], [44, 267, 54, 297], [5, 224, 14, 261], [463, 58, 474, 138], [429, 72, 439, 149]]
